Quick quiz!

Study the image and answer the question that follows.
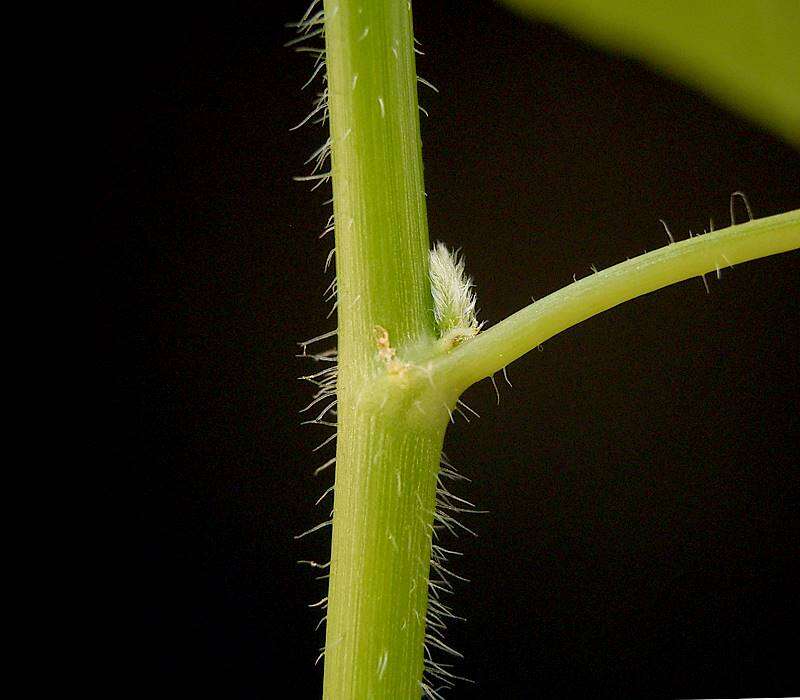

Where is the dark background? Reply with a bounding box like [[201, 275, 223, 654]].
[[96, 0, 800, 697]]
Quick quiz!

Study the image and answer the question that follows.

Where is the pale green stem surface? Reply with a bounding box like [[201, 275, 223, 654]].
[[433, 209, 800, 394], [322, 1, 445, 698], [325, 0, 434, 367], [323, 404, 447, 699]]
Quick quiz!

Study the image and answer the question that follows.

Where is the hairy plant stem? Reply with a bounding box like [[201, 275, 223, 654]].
[[317, 1, 800, 697], [324, 400, 449, 699], [433, 209, 800, 393], [322, 1, 446, 698]]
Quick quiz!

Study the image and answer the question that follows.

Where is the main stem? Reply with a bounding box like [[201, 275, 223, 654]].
[[322, 1, 446, 698]]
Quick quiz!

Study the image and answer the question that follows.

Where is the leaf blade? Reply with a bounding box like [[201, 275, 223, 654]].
[[502, 0, 800, 147]]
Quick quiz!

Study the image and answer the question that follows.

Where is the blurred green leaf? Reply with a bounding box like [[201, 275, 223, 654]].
[[501, 0, 800, 147]]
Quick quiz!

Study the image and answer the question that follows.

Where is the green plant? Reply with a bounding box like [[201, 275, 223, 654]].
[[292, 1, 799, 697], [503, 0, 800, 148]]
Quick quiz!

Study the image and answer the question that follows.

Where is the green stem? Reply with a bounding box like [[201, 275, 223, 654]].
[[323, 402, 448, 699], [322, 1, 444, 698], [433, 209, 800, 394], [315, 0, 800, 696], [325, 0, 434, 367]]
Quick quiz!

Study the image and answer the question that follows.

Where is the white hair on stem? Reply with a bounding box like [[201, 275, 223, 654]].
[[292, 0, 339, 668], [420, 451, 477, 698]]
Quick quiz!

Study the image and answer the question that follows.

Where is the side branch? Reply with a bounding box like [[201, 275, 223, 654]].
[[432, 209, 800, 393]]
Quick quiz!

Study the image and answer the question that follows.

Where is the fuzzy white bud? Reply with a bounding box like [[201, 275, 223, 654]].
[[429, 242, 481, 347]]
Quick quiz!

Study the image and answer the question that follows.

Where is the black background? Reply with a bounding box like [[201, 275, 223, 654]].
[[96, 1, 800, 697]]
